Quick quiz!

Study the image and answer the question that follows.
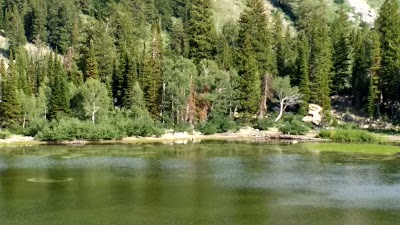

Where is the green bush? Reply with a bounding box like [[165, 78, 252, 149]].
[[0, 130, 11, 139], [279, 120, 310, 135], [253, 118, 275, 130], [318, 129, 380, 143], [196, 116, 238, 135], [196, 122, 219, 135], [35, 117, 126, 141]]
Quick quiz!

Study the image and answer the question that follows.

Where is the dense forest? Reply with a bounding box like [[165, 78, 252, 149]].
[[0, 0, 397, 140]]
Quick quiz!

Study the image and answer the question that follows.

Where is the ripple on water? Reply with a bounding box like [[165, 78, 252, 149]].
[[26, 177, 74, 183]]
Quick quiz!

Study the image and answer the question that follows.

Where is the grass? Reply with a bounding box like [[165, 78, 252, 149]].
[[300, 143, 400, 155], [318, 129, 381, 143]]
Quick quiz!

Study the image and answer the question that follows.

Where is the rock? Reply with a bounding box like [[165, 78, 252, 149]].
[[302, 104, 323, 126]]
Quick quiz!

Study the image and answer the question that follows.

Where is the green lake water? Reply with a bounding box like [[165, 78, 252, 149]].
[[0, 142, 400, 225]]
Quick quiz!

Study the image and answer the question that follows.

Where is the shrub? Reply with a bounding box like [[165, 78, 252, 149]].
[[317, 129, 380, 143], [196, 122, 219, 135], [35, 117, 125, 141], [0, 130, 11, 139], [196, 116, 238, 135], [253, 118, 275, 130], [279, 120, 310, 135]]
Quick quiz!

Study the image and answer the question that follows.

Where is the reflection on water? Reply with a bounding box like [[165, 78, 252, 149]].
[[0, 142, 400, 225]]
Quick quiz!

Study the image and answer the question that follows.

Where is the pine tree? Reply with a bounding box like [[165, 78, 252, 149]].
[[352, 27, 370, 106], [368, 31, 381, 118], [49, 57, 69, 119], [238, 0, 276, 76], [297, 32, 310, 115], [143, 21, 163, 119], [376, 0, 400, 103], [28, 1, 48, 43], [47, 3, 72, 53], [238, 34, 260, 114], [298, 1, 332, 111], [331, 7, 352, 95], [84, 40, 99, 80], [188, 0, 216, 64], [0, 53, 21, 128], [5, 6, 26, 54]]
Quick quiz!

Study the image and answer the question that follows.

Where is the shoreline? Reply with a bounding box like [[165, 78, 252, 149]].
[[0, 129, 328, 147]]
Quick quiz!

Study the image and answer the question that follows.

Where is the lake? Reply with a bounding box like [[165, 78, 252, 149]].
[[0, 142, 400, 225]]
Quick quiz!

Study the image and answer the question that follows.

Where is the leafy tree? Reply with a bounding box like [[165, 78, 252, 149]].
[[80, 79, 111, 124], [272, 76, 302, 122]]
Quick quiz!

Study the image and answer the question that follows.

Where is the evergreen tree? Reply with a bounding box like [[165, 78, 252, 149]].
[[368, 31, 381, 118], [238, 34, 260, 114], [352, 27, 370, 106], [376, 0, 400, 104], [27, 1, 48, 43], [49, 57, 69, 119], [238, 0, 276, 76], [47, 2, 72, 53], [298, 1, 332, 111], [297, 32, 310, 115], [5, 6, 26, 54], [331, 7, 352, 95], [0, 53, 22, 128], [143, 21, 163, 119], [188, 0, 216, 63], [84, 40, 99, 80]]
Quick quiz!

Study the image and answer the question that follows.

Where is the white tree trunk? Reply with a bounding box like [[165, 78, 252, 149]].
[[92, 111, 95, 124], [275, 100, 285, 122]]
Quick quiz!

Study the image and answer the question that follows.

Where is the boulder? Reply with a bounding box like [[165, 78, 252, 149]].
[[302, 104, 323, 126]]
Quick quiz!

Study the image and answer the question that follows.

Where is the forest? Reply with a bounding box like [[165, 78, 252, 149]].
[[0, 0, 398, 140]]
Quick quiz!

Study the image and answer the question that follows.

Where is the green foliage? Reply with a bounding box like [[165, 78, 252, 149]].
[[196, 116, 238, 135], [279, 119, 310, 135], [253, 118, 275, 131], [318, 129, 380, 143], [188, 0, 216, 63], [0, 130, 11, 139]]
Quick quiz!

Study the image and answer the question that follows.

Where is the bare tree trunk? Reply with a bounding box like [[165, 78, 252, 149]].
[[257, 74, 272, 120], [275, 101, 285, 122], [23, 115, 26, 129]]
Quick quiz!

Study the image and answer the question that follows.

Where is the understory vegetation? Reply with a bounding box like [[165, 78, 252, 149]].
[[318, 129, 381, 143]]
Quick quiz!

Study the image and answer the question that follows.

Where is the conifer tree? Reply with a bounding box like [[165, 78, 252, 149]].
[[352, 28, 370, 106], [143, 21, 163, 119], [28, 1, 48, 43], [5, 6, 26, 54], [49, 57, 69, 119], [84, 40, 99, 80], [238, 34, 260, 114], [297, 32, 310, 115], [188, 0, 216, 63], [368, 31, 381, 118], [298, 1, 332, 111], [238, 0, 276, 76], [0, 53, 21, 128], [376, 0, 400, 103], [47, 3, 72, 53], [331, 7, 352, 95]]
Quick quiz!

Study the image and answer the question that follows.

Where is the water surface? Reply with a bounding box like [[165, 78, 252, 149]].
[[0, 142, 399, 225]]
